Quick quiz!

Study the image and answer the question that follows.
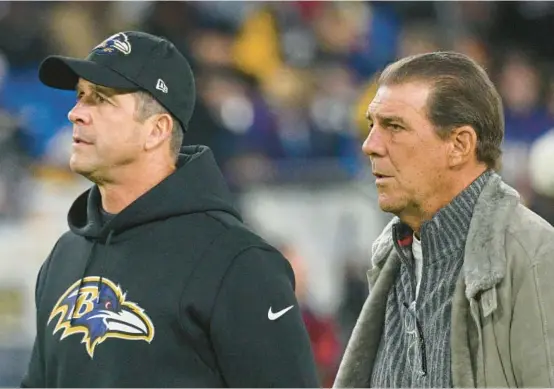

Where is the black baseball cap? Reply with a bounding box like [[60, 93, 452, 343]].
[[38, 31, 195, 131]]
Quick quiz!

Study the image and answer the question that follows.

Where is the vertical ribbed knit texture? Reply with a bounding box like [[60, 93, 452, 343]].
[[370, 171, 491, 388]]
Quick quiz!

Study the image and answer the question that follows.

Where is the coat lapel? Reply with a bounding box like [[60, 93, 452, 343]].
[[462, 174, 518, 299], [450, 275, 476, 387]]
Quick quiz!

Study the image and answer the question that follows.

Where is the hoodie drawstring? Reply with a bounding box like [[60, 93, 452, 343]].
[[70, 230, 114, 326]]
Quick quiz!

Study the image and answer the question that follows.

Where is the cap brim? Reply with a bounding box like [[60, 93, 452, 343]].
[[38, 55, 139, 91]]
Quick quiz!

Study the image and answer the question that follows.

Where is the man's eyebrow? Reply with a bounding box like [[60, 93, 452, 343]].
[[92, 85, 119, 97], [75, 84, 125, 97], [378, 114, 406, 125], [365, 112, 406, 124]]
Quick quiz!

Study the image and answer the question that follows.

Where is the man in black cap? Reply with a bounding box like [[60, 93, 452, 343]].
[[21, 31, 319, 388]]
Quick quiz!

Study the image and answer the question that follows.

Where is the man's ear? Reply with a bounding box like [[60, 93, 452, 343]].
[[144, 113, 173, 151], [448, 125, 478, 168]]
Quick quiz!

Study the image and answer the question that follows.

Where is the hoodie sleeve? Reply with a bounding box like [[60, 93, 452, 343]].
[[20, 259, 49, 388], [20, 338, 43, 388], [210, 247, 320, 388]]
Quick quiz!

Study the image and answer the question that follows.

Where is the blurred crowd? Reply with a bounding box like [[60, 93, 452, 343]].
[[1, 1, 554, 386]]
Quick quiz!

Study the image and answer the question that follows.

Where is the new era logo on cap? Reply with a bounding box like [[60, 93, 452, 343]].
[[156, 78, 168, 93]]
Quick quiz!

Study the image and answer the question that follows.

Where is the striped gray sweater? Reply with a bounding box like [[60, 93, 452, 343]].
[[370, 171, 492, 388]]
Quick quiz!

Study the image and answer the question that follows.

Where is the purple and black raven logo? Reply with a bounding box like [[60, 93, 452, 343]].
[[91, 32, 132, 56], [48, 277, 154, 358]]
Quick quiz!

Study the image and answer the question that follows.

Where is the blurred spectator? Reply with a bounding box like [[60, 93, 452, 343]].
[[195, 66, 277, 188], [498, 50, 554, 144], [0, 108, 31, 223], [192, 27, 236, 69], [141, 1, 199, 63], [487, 2, 554, 62], [528, 128, 554, 225], [311, 3, 363, 60], [495, 50, 554, 193], [336, 259, 368, 349], [282, 243, 342, 389], [397, 21, 441, 59], [347, 3, 400, 80], [452, 34, 490, 68], [232, 6, 282, 83], [263, 65, 357, 161], [46, 2, 146, 59], [0, 2, 51, 69]]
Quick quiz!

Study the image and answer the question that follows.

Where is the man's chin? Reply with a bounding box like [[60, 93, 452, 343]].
[[377, 195, 404, 215], [69, 160, 86, 175], [69, 160, 95, 180]]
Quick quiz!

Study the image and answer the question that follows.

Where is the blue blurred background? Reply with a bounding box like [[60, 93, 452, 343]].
[[1, 2, 554, 386]]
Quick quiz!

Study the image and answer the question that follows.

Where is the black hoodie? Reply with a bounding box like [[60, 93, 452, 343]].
[[21, 146, 319, 388]]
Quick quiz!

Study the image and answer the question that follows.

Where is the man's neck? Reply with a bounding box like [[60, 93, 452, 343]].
[[97, 160, 176, 214], [401, 165, 488, 235]]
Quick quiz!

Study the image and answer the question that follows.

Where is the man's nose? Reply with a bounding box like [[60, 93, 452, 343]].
[[68, 102, 92, 126], [362, 126, 386, 157]]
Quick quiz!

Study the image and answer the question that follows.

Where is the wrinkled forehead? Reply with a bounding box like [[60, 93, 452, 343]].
[[366, 82, 431, 120]]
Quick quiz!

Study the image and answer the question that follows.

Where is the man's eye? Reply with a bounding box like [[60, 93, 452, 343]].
[[389, 124, 403, 131], [96, 93, 107, 103]]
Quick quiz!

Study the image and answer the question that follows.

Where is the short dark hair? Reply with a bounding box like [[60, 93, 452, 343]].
[[133, 90, 183, 159], [378, 51, 504, 170]]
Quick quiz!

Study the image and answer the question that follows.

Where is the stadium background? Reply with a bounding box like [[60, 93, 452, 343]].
[[1, 1, 554, 386]]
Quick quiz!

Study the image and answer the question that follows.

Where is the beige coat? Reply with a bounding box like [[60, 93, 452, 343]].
[[334, 174, 554, 387]]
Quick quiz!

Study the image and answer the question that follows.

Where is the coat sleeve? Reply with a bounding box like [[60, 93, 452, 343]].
[[511, 258, 554, 387], [210, 247, 320, 388]]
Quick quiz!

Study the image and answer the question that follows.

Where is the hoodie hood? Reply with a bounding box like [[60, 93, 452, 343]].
[[68, 145, 241, 241]]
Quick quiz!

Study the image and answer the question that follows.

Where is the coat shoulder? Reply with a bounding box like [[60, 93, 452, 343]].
[[505, 203, 554, 268]]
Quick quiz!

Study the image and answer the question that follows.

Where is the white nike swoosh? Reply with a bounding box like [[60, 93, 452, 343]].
[[268, 305, 294, 321]]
